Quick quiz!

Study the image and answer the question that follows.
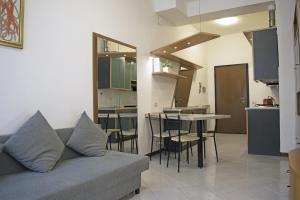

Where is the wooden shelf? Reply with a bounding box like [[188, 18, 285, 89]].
[[150, 32, 219, 70], [151, 32, 220, 54], [154, 53, 203, 70], [243, 31, 253, 46], [152, 72, 187, 79]]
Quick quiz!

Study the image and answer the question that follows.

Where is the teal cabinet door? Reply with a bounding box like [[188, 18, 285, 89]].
[[111, 57, 125, 88], [124, 61, 131, 89], [131, 62, 137, 81]]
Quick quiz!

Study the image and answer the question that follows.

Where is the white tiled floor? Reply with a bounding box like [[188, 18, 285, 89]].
[[131, 134, 290, 200]]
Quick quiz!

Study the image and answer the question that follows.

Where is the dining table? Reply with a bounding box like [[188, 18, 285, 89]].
[[146, 113, 231, 168]]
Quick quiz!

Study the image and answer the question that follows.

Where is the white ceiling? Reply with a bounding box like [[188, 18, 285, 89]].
[[195, 11, 270, 35], [154, 0, 275, 26]]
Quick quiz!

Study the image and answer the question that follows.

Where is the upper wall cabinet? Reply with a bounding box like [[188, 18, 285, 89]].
[[98, 56, 136, 91], [252, 28, 279, 85]]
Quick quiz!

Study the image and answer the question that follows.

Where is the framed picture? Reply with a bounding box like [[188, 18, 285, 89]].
[[0, 0, 24, 49]]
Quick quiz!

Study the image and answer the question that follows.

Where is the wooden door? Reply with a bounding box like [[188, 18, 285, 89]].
[[215, 64, 249, 134], [175, 69, 194, 107]]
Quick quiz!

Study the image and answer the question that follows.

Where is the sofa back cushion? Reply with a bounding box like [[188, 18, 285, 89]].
[[0, 128, 80, 176]]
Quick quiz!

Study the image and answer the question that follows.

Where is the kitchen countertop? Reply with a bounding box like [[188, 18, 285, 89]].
[[245, 106, 280, 110], [98, 107, 137, 111], [163, 105, 209, 112]]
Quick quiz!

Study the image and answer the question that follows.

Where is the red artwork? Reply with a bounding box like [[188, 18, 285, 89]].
[[0, 0, 23, 48]]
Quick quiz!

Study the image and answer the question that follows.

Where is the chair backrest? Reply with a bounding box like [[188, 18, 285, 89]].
[[164, 113, 182, 141], [0, 128, 81, 176]]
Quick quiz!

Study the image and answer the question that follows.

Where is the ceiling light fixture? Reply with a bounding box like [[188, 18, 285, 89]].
[[187, 42, 191, 45], [215, 17, 239, 26], [174, 46, 178, 49]]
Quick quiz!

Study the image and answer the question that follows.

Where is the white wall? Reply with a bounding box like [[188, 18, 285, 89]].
[[98, 90, 137, 108], [0, 0, 202, 155]]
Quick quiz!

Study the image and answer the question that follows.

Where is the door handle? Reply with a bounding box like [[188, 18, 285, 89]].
[[240, 97, 246, 104]]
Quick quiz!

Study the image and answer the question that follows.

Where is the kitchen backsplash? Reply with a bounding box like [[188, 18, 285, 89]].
[[98, 89, 137, 108]]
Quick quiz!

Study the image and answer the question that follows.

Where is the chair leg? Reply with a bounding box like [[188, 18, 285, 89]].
[[214, 136, 219, 162], [117, 134, 120, 151], [181, 143, 183, 154], [159, 137, 162, 165], [190, 142, 193, 156], [150, 137, 153, 161], [178, 143, 181, 173], [109, 136, 112, 150], [135, 137, 139, 154], [167, 143, 170, 168], [203, 140, 206, 158], [186, 142, 189, 164]]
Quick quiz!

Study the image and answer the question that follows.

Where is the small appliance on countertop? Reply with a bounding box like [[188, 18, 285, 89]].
[[263, 96, 276, 106]]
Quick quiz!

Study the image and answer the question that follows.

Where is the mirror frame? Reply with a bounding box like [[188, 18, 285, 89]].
[[92, 32, 137, 122]]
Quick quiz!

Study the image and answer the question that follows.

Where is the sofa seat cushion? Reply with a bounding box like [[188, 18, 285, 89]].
[[0, 151, 149, 200]]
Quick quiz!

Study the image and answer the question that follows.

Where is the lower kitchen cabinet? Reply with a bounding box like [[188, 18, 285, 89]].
[[247, 108, 280, 156]]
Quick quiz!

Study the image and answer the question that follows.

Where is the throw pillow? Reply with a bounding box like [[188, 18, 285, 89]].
[[4, 111, 65, 172], [67, 112, 107, 157]]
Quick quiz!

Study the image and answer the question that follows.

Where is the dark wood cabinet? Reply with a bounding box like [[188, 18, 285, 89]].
[[252, 28, 279, 84]]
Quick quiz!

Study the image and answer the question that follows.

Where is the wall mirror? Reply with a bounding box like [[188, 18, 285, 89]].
[[93, 33, 138, 154]]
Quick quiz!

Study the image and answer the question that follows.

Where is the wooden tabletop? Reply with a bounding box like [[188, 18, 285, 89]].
[[146, 113, 231, 121], [98, 113, 137, 119], [289, 148, 300, 177]]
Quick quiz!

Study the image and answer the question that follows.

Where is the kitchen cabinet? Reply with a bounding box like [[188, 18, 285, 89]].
[[131, 62, 137, 81], [247, 108, 280, 156], [124, 61, 131, 90], [252, 28, 279, 84], [98, 56, 135, 90], [98, 57, 110, 89], [111, 57, 126, 89]]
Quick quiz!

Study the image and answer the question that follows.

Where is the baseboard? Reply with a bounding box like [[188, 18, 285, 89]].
[[280, 153, 288, 157]]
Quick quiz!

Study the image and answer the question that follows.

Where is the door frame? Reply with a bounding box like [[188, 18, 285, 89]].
[[214, 63, 250, 133], [92, 32, 137, 123]]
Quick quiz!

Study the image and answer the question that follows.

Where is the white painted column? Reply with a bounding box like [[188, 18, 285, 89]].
[[276, 0, 297, 153]]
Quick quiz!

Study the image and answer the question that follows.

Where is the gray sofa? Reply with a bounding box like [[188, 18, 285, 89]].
[[0, 128, 149, 200]]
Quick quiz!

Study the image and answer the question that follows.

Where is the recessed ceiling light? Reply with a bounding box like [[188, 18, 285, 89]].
[[174, 46, 178, 49], [123, 54, 127, 57], [215, 17, 239, 26], [187, 42, 191, 45], [106, 54, 109, 57], [163, 50, 167, 54]]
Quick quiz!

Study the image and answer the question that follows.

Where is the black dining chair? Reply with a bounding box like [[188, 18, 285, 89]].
[[103, 113, 122, 151], [188, 116, 219, 162], [166, 114, 200, 173], [117, 113, 138, 154], [148, 113, 178, 164]]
